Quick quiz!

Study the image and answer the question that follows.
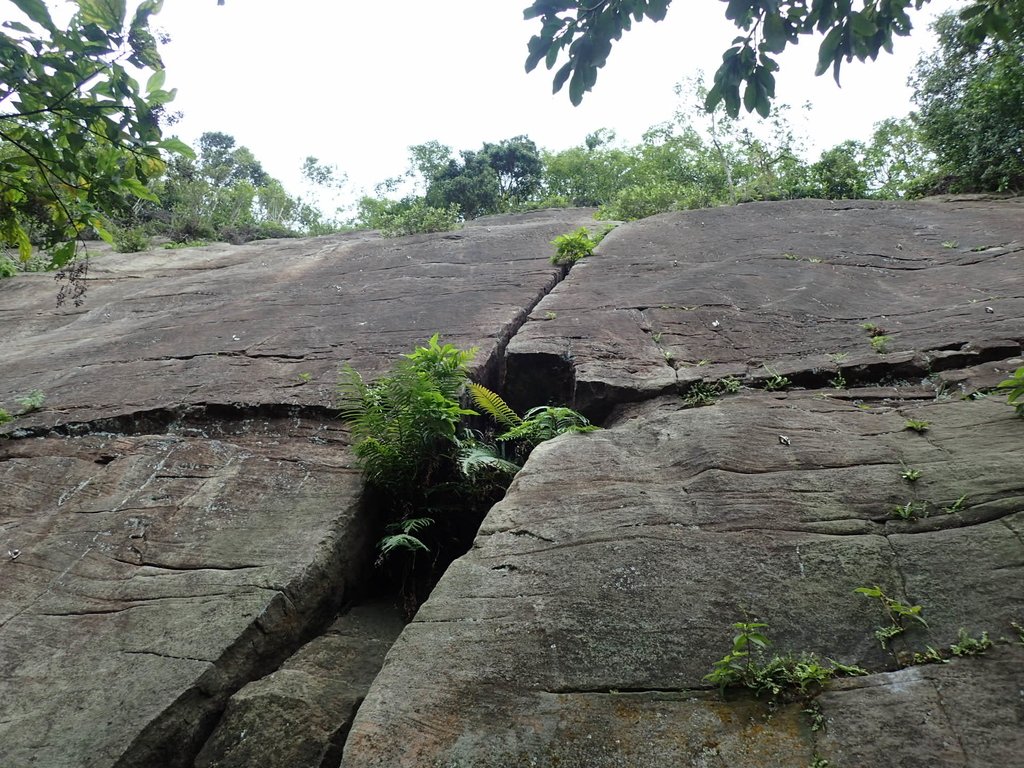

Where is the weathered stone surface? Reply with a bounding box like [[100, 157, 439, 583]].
[[1, 208, 596, 431], [0, 209, 597, 768], [342, 393, 1024, 767], [343, 199, 1024, 767], [505, 198, 1024, 414], [0, 421, 367, 768], [195, 601, 404, 768]]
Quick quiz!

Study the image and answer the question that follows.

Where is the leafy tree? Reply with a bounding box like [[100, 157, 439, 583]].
[[808, 140, 870, 199], [910, 3, 1024, 193], [523, 0, 1018, 118], [481, 135, 544, 206], [425, 150, 500, 219], [0, 0, 185, 300], [861, 117, 933, 199]]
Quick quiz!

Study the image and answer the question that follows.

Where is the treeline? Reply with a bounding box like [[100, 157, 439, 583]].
[[104, 131, 347, 252], [355, 2, 1022, 235]]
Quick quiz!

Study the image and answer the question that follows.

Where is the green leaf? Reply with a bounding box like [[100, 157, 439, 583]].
[[815, 26, 842, 76], [157, 137, 195, 158], [11, 0, 55, 30], [146, 69, 166, 92], [76, 0, 127, 29]]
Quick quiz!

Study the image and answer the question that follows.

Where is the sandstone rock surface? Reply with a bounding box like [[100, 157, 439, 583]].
[[343, 199, 1024, 767], [0, 209, 596, 768]]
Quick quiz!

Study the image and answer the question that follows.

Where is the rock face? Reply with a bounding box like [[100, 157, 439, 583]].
[[342, 199, 1024, 767], [2, 200, 1022, 768], [0, 209, 596, 768]]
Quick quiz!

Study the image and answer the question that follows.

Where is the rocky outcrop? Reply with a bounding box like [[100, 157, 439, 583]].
[[2, 200, 1022, 768], [342, 199, 1024, 767], [0, 209, 597, 768]]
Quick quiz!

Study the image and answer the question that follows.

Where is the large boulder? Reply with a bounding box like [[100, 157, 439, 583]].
[[342, 199, 1024, 767], [0, 209, 598, 768]]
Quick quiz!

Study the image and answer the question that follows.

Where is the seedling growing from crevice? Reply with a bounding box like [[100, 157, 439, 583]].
[[941, 239, 959, 249], [870, 335, 892, 354], [942, 494, 968, 514], [15, 389, 45, 414], [856, 585, 927, 648], [762, 367, 790, 391], [950, 629, 991, 657], [828, 373, 847, 389], [903, 419, 930, 433], [682, 382, 719, 408], [911, 646, 948, 665], [704, 621, 866, 699], [297, 372, 312, 383], [720, 376, 742, 394], [900, 467, 921, 482], [893, 500, 928, 520]]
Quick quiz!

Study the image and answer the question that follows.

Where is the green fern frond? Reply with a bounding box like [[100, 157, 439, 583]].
[[458, 444, 522, 478], [468, 382, 522, 428], [378, 533, 429, 557]]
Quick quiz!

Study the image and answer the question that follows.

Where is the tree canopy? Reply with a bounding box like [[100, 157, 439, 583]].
[[1, 0, 186, 301], [524, 0, 1019, 118]]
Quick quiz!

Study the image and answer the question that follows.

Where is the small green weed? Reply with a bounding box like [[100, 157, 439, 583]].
[[809, 756, 831, 768], [828, 352, 849, 363], [911, 646, 948, 665], [941, 239, 958, 249], [0, 408, 11, 425], [704, 621, 866, 699], [762, 367, 790, 391], [942, 494, 967, 514], [802, 702, 827, 732], [949, 629, 991, 657], [784, 252, 799, 260], [893, 500, 927, 520], [996, 366, 1024, 416], [551, 227, 600, 266], [683, 382, 719, 408], [14, 390, 45, 415], [297, 372, 312, 383], [899, 464, 922, 482], [856, 585, 927, 648], [903, 419, 930, 433], [860, 322, 880, 333], [828, 373, 847, 389], [1011, 621, 1024, 644], [544, 311, 557, 320], [870, 335, 892, 353], [720, 376, 742, 394]]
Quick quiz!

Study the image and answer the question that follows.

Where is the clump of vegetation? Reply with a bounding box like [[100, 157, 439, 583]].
[[903, 419, 931, 433], [16, 390, 45, 415], [949, 629, 992, 657], [550, 225, 611, 266], [704, 621, 866, 698], [0, 408, 11, 425], [379, 200, 462, 237], [892, 500, 928, 520], [855, 585, 927, 648], [997, 366, 1024, 416], [338, 336, 597, 611], [870, 335, 892, 354], [762, 368, 790, 391], [111, 225, 150, 253], [899, 464, 922, 482]]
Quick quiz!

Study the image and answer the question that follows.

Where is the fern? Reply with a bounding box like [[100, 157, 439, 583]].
[[468, 382, 522, 428], [458, 444, 522, 478], [498, 406, 599, 445]]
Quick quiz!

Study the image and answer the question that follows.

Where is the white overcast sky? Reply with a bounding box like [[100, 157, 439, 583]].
[[152, 0, 957, 210]]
